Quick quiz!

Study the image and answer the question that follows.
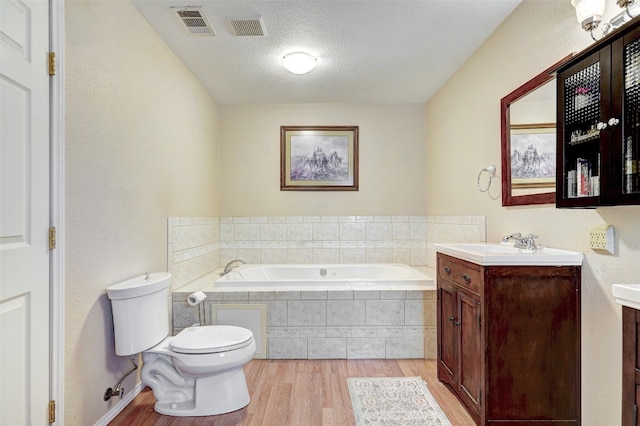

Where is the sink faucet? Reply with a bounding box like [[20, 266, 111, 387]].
[[502, 233, 539, 250], [221, 259, 246, 276]]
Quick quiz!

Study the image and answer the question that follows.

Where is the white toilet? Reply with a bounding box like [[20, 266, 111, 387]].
[[106, 272, 256, 416]]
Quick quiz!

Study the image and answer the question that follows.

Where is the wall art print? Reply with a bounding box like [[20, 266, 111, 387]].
[[510, 123, 556, 188], [280, 125, 359, 191]]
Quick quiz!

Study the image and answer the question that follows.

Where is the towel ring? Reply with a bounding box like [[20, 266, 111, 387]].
[[477, 165, 496, 193]]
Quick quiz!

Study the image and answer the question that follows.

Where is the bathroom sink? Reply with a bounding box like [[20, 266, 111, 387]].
[[434, 243, 583, 266], [612, 284, 640, 310]]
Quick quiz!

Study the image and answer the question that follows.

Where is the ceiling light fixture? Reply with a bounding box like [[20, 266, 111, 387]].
[[282, 52, 316, 75], [571, 0, 640, 40]]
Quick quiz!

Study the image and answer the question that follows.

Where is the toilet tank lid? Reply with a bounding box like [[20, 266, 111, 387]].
[[106, 272, 171, 300]]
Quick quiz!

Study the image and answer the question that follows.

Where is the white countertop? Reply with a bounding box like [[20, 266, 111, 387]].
[[612, 284, 640, 310], [434, 243, 584, 266]]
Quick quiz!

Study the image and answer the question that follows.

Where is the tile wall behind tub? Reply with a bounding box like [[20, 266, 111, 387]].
[[218, 216, 429, 267], [426, 216, 486, 269], [166, 215, 487, 289], [168, 217, 220, 291]]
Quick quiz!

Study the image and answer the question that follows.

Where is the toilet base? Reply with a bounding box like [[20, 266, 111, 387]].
[[153, 366, 250, 416]]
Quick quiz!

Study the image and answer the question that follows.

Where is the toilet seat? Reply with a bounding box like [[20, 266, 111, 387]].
[[170, 325, 253, 354]]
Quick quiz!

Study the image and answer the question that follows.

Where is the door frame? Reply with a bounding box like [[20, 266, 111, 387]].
[[50, 0, 65, 423]]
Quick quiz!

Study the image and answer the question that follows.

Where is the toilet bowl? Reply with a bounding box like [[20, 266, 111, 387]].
[[142, 325, 256, 416], [106, 273, 256, 417]]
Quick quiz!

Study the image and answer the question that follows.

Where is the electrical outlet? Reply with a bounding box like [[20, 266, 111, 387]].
[[590, 225, 614, 254]]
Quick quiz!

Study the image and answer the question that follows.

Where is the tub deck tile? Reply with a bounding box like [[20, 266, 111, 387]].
[[268, 338, 307, 359], [385, 337, 424, 359], [288, 301, 327, 326], [347, 337, 385, 359], [308, 338, 347, 359], [327, 290, 353, 300], [301, 290, 328, 300], [353, 290, 379, 299], [275, 290, 301, 300], [325, 327, 352, 337], [327, 300, 366, 326]]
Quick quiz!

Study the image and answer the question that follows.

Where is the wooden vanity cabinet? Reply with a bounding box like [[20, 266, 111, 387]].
[[436, 253, 582, 425], [622, 306, 640, 426]]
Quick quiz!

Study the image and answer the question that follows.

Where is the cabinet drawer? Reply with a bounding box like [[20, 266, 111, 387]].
[[437, 254, 482, 294]]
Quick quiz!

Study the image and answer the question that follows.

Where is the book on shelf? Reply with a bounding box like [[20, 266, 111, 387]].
[[576, 157, 592, 197], [567, 170, 577, 198]]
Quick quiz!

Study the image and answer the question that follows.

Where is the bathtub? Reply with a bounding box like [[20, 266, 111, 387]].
[[176, 263, 436, 360], [214, 263, 433, 289]]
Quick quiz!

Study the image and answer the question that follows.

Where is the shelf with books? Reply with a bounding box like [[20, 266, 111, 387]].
[[557, 19, 640, 207]]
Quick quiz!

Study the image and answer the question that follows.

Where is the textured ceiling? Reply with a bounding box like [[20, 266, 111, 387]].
[[132, 0, 522, 105]]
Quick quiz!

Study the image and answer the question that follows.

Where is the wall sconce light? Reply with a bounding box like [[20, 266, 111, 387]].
[[572, 0, 640, 40], [571, 0, 606, 32], [282, 52, 317, 74]]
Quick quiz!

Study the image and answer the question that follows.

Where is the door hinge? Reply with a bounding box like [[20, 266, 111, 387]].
[[49, 226, 56, 250], [49, 52, 56, 76], [49, 400, 56, 423]]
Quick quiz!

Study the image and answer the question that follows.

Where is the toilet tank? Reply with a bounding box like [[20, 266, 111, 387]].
[[106, 273, 171, 356]]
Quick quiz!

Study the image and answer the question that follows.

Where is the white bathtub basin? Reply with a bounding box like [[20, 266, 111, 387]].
[[214, 263, 433, 289], [434, 243, 583, 266], [612, 284, 640, 310]]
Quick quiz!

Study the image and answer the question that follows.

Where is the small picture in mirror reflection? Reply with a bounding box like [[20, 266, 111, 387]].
[[510, 123, 556, 188]]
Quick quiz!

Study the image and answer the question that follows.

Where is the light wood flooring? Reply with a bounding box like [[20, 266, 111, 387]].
[[109, 359, 474, 426]]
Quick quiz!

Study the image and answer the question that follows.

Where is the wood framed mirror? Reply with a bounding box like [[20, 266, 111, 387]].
[[501, 54, 573, 206]]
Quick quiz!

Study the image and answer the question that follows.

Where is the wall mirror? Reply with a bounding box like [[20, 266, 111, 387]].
[[501, 55, 573, 206]]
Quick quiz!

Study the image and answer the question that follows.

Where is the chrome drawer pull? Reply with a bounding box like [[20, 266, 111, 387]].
[[462, 274, 471, 283], [449, 316, 455, 322], [444, 266, 452, 275]]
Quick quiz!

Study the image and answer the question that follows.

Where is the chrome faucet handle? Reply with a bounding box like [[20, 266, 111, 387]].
[[524, 234, 539, 250], [502, 232, 522, 242]]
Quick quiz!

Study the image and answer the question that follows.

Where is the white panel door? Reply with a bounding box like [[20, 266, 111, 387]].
[[0, 0, 51, 424]]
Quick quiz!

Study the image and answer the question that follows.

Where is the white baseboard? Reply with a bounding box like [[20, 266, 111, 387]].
[[94, 381, 144, 426]]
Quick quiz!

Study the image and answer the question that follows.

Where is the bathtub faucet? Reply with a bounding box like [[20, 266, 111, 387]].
[[502, 232, 539, 250], [221, 259, 246, 276]]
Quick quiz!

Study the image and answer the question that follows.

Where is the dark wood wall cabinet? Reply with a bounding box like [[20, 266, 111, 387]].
[[622, 306, 640, 426], [557, 18, 640, 207], [436, 253, 582, 425]]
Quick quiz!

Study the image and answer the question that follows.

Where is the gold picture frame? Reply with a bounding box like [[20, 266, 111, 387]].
[[280, 125, 359, 191]]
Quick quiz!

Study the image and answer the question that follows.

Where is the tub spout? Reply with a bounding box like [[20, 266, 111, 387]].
[[221, 259, 246, 276]]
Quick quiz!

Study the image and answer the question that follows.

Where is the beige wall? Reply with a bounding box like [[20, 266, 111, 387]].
[[64, 1, 220, 423], [427, 1, 640, 423], [219, 104, 426, 216]]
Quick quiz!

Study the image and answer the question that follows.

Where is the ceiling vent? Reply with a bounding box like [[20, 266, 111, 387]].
[[172, 7, 215, 36], [226, 15, 267, 36]]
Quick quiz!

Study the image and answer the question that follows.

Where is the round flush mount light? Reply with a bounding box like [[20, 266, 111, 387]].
[[282, 52, 317, 74]]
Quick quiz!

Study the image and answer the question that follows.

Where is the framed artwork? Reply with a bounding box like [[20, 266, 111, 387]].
[[280, 125, 359, 191], [510, 123, 556, 188]]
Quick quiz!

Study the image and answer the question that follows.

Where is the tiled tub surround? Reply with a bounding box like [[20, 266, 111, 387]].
[[168, 217, 220, 291], [172, 268, 436, 360], [166, 215, 484, 359], [426, 216, 486, 269], [167, 215, 485, 291], [218, 215, 430, 268]]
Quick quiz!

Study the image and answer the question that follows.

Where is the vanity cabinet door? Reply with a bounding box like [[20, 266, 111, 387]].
[[437, 277, 482, 415], [458, 290, 482, 416], [437, 280, 458, 387], [437, 253, 483, 424]]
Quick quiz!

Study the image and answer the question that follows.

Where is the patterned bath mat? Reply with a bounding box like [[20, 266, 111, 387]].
[[348, 376, 451, 426]]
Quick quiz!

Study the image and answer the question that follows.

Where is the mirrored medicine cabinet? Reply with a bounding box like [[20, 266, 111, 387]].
[[500, 54, 574, 206]]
